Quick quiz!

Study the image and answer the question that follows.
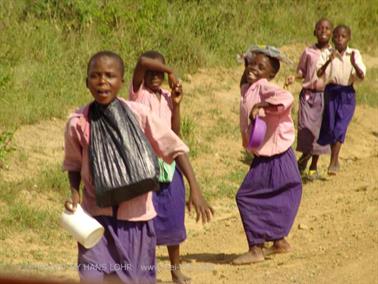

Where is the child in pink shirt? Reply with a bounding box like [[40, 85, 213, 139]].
[[129, 50, 213, 284], [63, 51, 212, 283], [233, 46, 302, 265], [286, 18, 332, 179]]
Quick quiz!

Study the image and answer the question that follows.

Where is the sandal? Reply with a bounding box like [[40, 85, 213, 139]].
[[307, 170, 320, 181]]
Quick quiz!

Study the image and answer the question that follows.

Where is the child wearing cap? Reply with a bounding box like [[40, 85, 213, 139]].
[[233, 45, 302, 265]]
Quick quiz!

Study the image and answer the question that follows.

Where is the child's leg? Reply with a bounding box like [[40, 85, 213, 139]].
[[328, 141, 342, 175], [232, 244, 265, 265], [297, 153, 311, 174], [263, 238, 291, 256], [309, 155, 319, 171], [168, 245, 190, 284]]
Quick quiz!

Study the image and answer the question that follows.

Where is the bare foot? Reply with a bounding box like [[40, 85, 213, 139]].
[[263, 239, 291, 256], [232, 246, 265, 265], [171, 269, 191, 284], [327, 164, 340, 176]]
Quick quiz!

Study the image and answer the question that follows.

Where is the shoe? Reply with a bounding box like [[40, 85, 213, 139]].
[[307, 170, 320, 181]]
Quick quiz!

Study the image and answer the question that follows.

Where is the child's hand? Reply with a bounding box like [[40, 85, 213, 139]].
[[329, 49, 337, 61], [187, 190, 214, 224], [171, 80, 183, 106], [284, 75, 295, 89], [249, 105, 261, 120], [168, 72, 179, 90], [64, 189, 80, 213]]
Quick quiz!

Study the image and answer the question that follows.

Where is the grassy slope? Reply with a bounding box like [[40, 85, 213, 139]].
[[0, 1, 377, 279]]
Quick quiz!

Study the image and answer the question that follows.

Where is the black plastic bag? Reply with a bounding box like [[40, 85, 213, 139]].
[[89, 98, 159, 207]]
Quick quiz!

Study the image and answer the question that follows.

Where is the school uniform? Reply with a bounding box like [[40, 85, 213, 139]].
[[63, 98, 188, 283], [316, 47, 366, 145], [237, 79, 302, 246], [296, 45, 331, 155], [129, 84, 186, 246]]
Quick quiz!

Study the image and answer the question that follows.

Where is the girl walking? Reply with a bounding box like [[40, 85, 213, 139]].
[[286, 18, 333, 179], [233, 45, 302, 265]]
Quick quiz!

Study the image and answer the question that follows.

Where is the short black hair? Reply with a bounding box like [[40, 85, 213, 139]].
[[315, 18, 333, 30], [87, 51, 125, 77], [140, 50, 166, 64], [333, 24, 351, 37]]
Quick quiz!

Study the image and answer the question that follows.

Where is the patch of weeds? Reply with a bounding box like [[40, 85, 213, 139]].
[[181, 116, 199, 158], [1, 202, 58, 233], [0, 130, 15, 169]]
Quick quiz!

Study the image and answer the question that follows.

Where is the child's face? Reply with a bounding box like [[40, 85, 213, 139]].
[[332, 28, 350, 52], [314, 20, 332, 44], [144, 58, 165, 93], [244, 53, 275, 84], [86, 56, 124, 105]]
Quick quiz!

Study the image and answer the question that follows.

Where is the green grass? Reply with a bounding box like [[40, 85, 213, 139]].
[[1, 0, 377, 130], [355, 68, 378, 107], [0, 164, 68, 239], [0, 130, 15, 168]]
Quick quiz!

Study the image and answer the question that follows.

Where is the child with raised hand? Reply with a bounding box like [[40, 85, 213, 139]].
[[63, 50, 212, 284], [129, 50, 213, 284], [233, 45, 302, 265], [316, 25, 366, 175], [285, 18, 333, 180]]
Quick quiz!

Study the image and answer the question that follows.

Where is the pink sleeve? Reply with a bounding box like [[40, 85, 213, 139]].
[[128, 82, 149, 106], [126, 101, 189, 163], [297, 50, 307, 77], [63, 117, 83, 172], [262, 84, 293, 115]]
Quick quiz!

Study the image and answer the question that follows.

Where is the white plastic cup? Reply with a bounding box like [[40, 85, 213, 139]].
[[60, 204, 104, 249]]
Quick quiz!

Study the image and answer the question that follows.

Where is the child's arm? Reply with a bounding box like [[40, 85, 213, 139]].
[[317, 49, 336, 77], [132, 56, 179, 92], [284, 73, 303, 88], [285, 50, 306, 87], [171, 82, 183, 136], [65, 171, 81, 212], [175, 153, 214, 223], [351, 51, 365, 80]]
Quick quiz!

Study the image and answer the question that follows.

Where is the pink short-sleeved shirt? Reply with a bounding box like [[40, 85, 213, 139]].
[[297, 45, 331, 91], [63, 98, 189, 221], [128, 83, 173, 127], [240, 79, 295, 157]]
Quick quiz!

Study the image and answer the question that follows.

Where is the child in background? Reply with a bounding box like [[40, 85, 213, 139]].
[[63, 51, 212, 283], [129, 50, 213, 284], [316, 25, 366, 175], [233, 46, 302, 265], [286, 18, 333, 179]]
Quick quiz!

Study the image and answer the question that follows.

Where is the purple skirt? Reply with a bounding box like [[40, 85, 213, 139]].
[[318, 84, 356, 145], [78, 216, 156, 284], [236, 148, 302, 246], [153, 169, 186, 246], [296, 89, 330, 155]]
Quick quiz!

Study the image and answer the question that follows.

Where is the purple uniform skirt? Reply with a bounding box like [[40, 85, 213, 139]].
[[78, 216, 156, 284], [296, 89, 330, 155], [318, 84, 356, 145], [153, 169, 186, 246], [236, 148, 302, 246]]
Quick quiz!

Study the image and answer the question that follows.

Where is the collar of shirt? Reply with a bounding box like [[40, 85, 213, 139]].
[[335, 46, 352, 58]]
